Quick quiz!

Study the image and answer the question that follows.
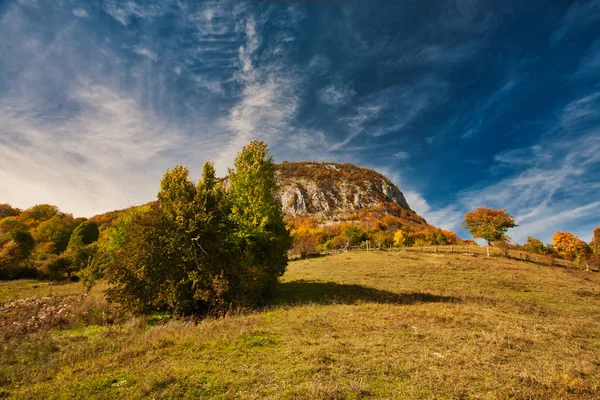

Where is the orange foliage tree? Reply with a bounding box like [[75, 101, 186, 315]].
[[463, 207, 517, 246], [551, 231, 585, 261]]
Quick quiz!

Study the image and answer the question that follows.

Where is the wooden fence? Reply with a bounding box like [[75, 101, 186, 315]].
[[318, 244, 582, 269], [399, 245, 581, 269]]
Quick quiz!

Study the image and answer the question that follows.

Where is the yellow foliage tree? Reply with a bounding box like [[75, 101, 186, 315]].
[[393, 230, 405, 247], [551, 231, 585, 261]]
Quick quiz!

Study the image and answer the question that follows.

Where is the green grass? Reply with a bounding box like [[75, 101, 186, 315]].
[[1, 251, 600, 399]]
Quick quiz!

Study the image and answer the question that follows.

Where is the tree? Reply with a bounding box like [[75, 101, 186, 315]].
[[552, 231, 585, 261], [105, 141, 291, 315], [522, 236, 547, 254], [8, 229, 35, 260], [463, 207, 517, 246], [0, 204, 21, 218], [19, 204, 60, 226], [0, 230, 35, 279], [227, 141, 292, 305], [69, 220, 99, 246], [393, 229, 406, 246], [33, 214, 78, 254], [441, 230, 457, 245], [344, 225, 368, 245], [589, 227, 600, 265], [64, 221, 100, 278]]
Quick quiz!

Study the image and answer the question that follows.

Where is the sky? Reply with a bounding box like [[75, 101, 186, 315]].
[[1, 0, 599, 244]]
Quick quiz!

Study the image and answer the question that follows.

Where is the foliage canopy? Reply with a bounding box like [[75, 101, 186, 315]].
[[105, 141, 291, 315], [463, 207, 517, 245]]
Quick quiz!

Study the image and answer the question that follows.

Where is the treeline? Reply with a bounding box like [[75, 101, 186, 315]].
[[513, 231, 600, 267], [0, 204, 100, 280], [288, 205, 600, 269], [461, 206, 600, 268], [287, 202, 464, 258]]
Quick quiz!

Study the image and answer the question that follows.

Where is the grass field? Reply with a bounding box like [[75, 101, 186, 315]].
[[1, 251, 600, 399]]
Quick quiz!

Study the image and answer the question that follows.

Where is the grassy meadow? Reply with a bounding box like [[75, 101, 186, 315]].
[[1, 251, 600, 399]]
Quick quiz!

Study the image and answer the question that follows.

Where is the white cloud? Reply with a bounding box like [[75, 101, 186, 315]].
[[133, 46, 158, 61], [0, 84, 187, 216], [461, 77, 518, 139], [103, 0, 169, 26], [551, 0, 600, 43], [214, 10, 306, 174], [319, 83, 355, 106], [72, 8, 89, 19], [393, 151, 410, 160], [333, 76, 448, 148]]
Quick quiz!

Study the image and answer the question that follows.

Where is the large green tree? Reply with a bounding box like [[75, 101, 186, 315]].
[[227, 140, 291, 305], [105, 141, 290, 315]]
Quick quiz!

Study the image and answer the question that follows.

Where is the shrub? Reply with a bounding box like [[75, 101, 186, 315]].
[[344, 225, 368, 245], [105, 141, 291, 316]]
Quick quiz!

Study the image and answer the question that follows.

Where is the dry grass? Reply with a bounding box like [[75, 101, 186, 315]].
[[1, 251, 599, 399]]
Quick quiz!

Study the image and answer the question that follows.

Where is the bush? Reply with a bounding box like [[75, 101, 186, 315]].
[[105, 141, 291, 316]]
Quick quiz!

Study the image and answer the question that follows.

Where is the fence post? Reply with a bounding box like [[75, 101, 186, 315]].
[[486, 246, 490, 257]]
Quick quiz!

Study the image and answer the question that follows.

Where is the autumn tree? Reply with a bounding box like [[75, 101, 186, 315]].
[[33, 214, 78, 254], [0, 204, 21, 218], [589, 227, 600, 265], [463, 207, 517, 246], [441, 229, 457, 245], [18, 204, 60, 227], [393, 229, 405, 246], [522, 236, 547, 254], [551, 231, 585, 261], [0, 230, 35, 279]]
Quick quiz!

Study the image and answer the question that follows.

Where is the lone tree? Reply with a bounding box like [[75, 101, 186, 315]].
[[463, 207, 517, 246]]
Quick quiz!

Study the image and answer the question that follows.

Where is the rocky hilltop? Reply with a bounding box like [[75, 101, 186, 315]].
[[275, 161, 410, 219]]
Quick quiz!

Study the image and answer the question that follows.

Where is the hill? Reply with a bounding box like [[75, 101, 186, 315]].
[[1, 251, 599, 398], [275, 161, 410, 217], [90, 162, 439, 255]]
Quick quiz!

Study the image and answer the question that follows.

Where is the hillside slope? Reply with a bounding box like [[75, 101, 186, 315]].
[[2, 251, 599, 398]]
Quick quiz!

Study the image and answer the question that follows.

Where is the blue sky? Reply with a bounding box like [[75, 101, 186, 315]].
[[1, 0, 599, 243]]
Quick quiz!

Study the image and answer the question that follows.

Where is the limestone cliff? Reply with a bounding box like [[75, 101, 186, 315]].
[[275, 162, 410, 219]]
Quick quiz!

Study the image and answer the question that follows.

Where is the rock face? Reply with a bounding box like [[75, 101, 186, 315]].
[[275, 162, 410, 219]]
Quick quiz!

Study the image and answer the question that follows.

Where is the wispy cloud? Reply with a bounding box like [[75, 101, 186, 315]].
[[393, 151, 410, 160], [333, 76, 449, 149], [423, 90, 600, 243], [103, 0, 169, 26], [0, 84, 187, 216], [461, 77, 518, 139], [575, 38, 600, 79], [551, 0, 600, 43], [72, 8, 89, 19], [319, 82, 355, 106], [133, 46, 158, 61], [214, 7, 308, 173]]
